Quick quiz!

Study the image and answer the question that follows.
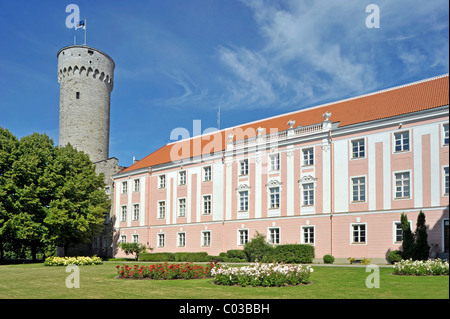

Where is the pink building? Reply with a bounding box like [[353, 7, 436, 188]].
[[112, 74, 449, 263]]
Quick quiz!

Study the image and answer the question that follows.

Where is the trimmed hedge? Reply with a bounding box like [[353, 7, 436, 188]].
[[139, 252, 210, 262], [269, 244, 315, 264], [138, 245, 314, 264]]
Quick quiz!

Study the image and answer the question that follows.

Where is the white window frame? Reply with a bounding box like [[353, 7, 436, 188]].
[[120, 205, 127, 222], [301, 225, 315, 245], [351, 176, 367, 203], [442, 123, 449, 146], [132, 234, 139, 243], [351, 223, 367, 244], [302, 183, 314, 206], [121, 181, 128, 194], [158, 201, 166, 219], [351, 138, 366, 159], [269, 153, 280, 171], [203, 194, 212, 215], [394, 171, 411, 200], [132, 203, 140, 220], [240, 159, 249, 176], [178, 198, 186, 217], [157, 233, 165, 248], [269, 187, 280, 209], [179, 170, 187, 186], [443, 166, 449, 197], [133, 179, 140, 192], [302, 147, 314, 166], [268, 227, 280, 245], [239, 190, 249, 212], [393, 130, 410, 153], [120, 235, 126, 244], [177, 232, 186, 247], [393, 220, 412, 244], [202, 230, 211, 247], [238, 229, 249, 246], [203, 166, 212, 182], [158, 174, 166, 189]]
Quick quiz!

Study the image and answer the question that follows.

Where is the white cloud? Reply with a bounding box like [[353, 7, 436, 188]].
[[216, 0, 448, 110], [216, 0, 379, 110]]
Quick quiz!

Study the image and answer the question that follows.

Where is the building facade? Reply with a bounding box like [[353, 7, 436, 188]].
[[112, 75, 449, 263]]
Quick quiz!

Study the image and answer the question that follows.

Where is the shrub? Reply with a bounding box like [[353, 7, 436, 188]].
[[44, 256, 102, 266], [323, 254, 335, 264], [139, 252, 211, 262], [212, 263, 313, 287], [271, 244, 315, 264], [388, 250, 403, 264], [226, 249, 247, 260], [175, 252, 210, 262], [117, 262, 217, 280], [361, 257, 372, 265], [243, 231, 274, 262], [393, 258, 449, 276], [139, 252, 175, 262]]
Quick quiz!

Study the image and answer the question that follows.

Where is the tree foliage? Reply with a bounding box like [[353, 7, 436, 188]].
[[0, 127, 110, 260], [400, 213, 414, 260], [401, 211, 430, 261], [413, 211, 430, 261], [119, 242, 147, 260]]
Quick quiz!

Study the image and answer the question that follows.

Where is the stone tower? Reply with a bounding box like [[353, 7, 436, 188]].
[[57, 45, 115, 163], [57, 45, 121, 257]]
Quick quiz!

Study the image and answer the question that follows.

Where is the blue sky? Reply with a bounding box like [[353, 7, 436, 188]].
[[0, 0, 448, 168]]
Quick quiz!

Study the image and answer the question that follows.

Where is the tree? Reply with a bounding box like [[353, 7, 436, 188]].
[[43, 144, 110, 256], [119, 242, 148, 261], [0, 127, 19, 261], [7, 133, 55, 261], [413, 211, 430, 261], [400, 213, 414, 260]]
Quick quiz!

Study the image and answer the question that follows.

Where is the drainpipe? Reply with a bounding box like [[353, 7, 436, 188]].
[[329, 129, 334, 257]]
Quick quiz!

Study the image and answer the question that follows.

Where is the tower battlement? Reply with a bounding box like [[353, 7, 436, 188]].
[[57, 45, 114, 90]]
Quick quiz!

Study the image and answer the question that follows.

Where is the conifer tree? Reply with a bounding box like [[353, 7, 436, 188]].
[[413, 211, 430, 261], [400, 213, 414, 260]]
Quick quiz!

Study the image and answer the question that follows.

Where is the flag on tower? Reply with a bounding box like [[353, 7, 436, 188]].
[[75, 19, 85, 30]]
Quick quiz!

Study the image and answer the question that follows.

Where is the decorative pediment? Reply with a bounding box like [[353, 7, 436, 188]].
[[298, 175, 317, 184], [265, 180, 282, 188], [236, 184, 250, 191]]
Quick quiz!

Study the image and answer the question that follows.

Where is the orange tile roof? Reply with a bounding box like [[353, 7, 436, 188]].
[[121, 74, 449, 173]]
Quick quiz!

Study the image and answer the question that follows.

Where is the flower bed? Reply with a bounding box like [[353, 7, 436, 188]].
[[393, 258, 449, 276], [211, 263, 313, 287], [116, 262, 216, 280], [44, 256, 103, 266]]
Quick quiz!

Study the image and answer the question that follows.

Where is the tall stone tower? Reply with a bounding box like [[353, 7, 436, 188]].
[[57, 45, 115, 163], [57, 45, 121, 257]]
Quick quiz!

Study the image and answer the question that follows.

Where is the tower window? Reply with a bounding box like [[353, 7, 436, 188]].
[[76, 92, 80, 99], [88, 50, 94, 55]]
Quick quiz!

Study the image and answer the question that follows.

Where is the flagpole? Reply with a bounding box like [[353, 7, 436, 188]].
[[84, 18, 87, 45]]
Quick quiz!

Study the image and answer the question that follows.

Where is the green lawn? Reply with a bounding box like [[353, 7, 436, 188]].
[[0, 262, 448, 299]]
